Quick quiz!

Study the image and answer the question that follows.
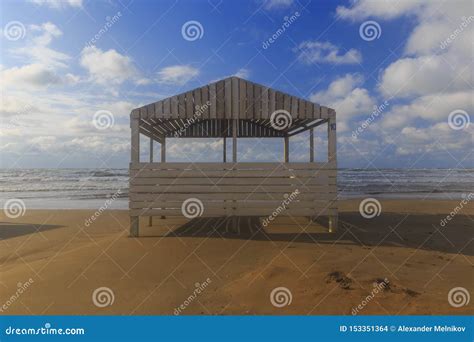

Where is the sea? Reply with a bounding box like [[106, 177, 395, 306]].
[[0, 168, 473, 209]]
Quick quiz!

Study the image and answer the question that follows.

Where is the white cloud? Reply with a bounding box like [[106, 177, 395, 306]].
[[10, 22, 70, 68], [336, 0, 427, 21], [394, 123, 472, 155], [0, 63, 78, 89], [29, 0, 83, 9], [234, 68, 250, 79], [296, 41, 362, 65], [80, 46, 145, 86], [310, 74, 375, 122], [378, 55, 470, 98], [337, 0, 473, 100], [379, 90, 473, 129], [156, 65, 199, 86], [263, 0, 293, 10]]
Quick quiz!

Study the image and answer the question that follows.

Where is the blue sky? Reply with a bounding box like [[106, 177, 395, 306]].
[[1, 0, 472, 169]]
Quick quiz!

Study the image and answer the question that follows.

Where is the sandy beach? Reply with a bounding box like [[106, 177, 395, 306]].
[[0, 199, 472, 315]]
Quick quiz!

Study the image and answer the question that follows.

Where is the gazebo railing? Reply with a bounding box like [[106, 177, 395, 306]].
[[129, 162, 337, 222]]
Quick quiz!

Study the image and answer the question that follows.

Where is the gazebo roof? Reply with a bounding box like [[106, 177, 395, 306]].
[[131, 76, 335, 139]]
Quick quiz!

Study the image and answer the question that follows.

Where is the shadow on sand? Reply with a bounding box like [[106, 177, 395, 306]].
[[0, 222, 64, 240], [148, 212, 474, 256]]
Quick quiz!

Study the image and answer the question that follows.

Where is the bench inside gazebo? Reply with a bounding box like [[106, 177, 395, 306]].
[[129, 76, 337, 237]]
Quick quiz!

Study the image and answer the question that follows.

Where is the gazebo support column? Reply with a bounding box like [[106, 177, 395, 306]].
[[232, 119, 237, 162], [161, 137, 166, 220], [328, 117, 338, 232], [223, 137, 227, 162], [308, 129, 315, 223], [130, 116, 140, 237], [232, 120, 238, 233], [148, 137, 153, 226]]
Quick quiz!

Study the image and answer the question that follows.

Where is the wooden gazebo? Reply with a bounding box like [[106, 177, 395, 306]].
[[129, 76, 337, 237]]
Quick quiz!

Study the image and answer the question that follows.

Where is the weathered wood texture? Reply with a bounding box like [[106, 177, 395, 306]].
[[134, 77, 332, 120], [129, 162, 337, 217]]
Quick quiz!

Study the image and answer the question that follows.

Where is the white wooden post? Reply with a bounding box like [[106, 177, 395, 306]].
[[232, 120, 238, 232], [161, 137, 166, 219], [148, 137, 153, 227], [223, 137, 227, 163], [328, 115, 338, 232], [232, 120, 237, 162], [130, 114, 140, 237]]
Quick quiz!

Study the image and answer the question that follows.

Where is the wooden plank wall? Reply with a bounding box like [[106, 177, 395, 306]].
[[136, 77, 331, 121], [129, 162, 337, 217]]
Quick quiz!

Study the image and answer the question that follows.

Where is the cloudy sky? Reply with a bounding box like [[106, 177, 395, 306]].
[[1, 0, 472, 169]]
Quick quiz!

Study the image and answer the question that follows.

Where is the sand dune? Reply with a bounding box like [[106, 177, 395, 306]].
[[0, 200, 472, 315]]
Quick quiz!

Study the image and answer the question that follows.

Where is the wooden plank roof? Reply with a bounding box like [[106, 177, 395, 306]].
[[131, 76, 335, 139], [132, 76, 335, 120]]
